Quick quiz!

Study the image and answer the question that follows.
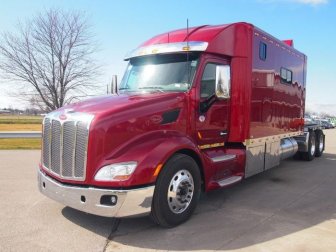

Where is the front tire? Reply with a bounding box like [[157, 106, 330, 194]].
[[151, 154, 201, 228]]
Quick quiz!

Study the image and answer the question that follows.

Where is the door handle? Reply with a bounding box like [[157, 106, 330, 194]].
[[220, 131, 228, 136]]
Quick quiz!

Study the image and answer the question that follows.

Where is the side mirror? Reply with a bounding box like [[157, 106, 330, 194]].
[[215, 65, 231, 99], [111, 75, 118, 94]]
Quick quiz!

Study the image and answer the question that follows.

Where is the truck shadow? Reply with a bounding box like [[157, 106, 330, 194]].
[[62, 152, 336, 251]]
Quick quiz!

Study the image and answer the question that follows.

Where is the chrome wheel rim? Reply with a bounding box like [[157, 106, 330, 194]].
[[310, 136, 316, 156], [167, 169, 194, 214], [319, 135, 324, 152]]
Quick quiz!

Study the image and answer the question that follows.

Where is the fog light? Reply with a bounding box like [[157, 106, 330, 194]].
[[111, 196, 117, 204], [100, 195, 118, 206]]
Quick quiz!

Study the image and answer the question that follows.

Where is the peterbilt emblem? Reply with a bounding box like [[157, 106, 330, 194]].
[[59, 109, 75, 120], [59, 114, 67, 120]]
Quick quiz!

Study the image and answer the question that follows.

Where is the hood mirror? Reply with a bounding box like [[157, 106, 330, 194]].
[[111, 75, 118, 94]]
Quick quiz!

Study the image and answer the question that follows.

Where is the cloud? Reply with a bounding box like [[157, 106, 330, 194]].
[[259, 0, 328, 5], [293, 0, 328, 5], [305, 102, 336, 116]]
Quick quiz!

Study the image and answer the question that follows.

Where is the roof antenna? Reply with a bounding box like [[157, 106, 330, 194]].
[[186, 18, 189, 47], [167, 32, 170, 43]]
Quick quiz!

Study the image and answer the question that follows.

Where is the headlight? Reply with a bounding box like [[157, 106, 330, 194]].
[[94, 162, 137, 181]]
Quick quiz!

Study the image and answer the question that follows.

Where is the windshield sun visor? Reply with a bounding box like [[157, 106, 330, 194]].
[[124, 41, 208, 60]]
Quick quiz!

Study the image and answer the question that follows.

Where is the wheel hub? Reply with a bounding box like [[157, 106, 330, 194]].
[[319, 135, 324, 152], [310, 136, 316, 156], [167, 170, 194, 214]]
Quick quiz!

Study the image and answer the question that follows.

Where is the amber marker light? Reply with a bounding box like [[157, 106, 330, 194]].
[[153, 163, 163, 177]]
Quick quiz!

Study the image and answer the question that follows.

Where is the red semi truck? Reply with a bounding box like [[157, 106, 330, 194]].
[[38, 22, 325, 227]]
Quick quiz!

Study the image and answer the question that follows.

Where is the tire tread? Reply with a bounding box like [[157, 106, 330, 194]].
[[151, 154, 201, 228]]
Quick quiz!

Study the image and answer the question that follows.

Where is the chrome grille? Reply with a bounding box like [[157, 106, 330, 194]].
[[62, 121, 76, 177], [51, 120, 61, 174], [42, 112, 93, 181], [75, 122, 88, 178], [42, 118, 51, 168]]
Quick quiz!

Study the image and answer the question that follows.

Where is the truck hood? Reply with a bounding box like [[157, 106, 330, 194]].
[[60, 92, 185, 117], [43, 91, 189, 186]]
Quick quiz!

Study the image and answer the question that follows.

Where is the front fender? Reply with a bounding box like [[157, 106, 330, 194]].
[[90, 130, 204, 188]]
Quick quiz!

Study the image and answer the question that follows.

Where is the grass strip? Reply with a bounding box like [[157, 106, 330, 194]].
[[0, 124, 42, 131], [0, 119, 42, 124], [0, 138, 41, 150], [0, 116, 43, 124]]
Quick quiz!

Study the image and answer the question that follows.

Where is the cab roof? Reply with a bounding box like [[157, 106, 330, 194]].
[[128, 22, 305, 60]]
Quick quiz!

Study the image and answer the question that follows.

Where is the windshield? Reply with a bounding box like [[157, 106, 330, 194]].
[[119, 53, 199, 93]]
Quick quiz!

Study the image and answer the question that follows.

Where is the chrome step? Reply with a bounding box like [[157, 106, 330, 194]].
[[217, 176, 242, 187], [210, 154, 236, 163]]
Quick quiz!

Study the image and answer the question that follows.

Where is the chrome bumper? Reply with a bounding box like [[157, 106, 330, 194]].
[[38, 169, 154, 217]]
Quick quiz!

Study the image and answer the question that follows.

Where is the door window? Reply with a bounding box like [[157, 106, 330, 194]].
[[200, 63, 220, 99]]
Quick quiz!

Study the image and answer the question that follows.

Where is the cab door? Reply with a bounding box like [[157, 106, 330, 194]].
[[195, 58, 231, 148]]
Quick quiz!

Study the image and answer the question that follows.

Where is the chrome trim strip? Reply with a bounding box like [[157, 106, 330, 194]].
[[125, 41, 208, 60], [198, 142, 224, 150], [38, 170, 154, 217], [211, 154, 236, 163], [218, 176, 242, 187], [48, 118, 52, 170], [72, 121, 78, 177], [60, 121, 64, 176], [82, 121, 91, 179], [243, 131, 303, 147]]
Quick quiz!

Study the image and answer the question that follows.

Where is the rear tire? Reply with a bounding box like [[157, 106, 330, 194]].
[[315, 130, 324, 157], [302, 131, 316, 161], [151, 154, 201, 228]]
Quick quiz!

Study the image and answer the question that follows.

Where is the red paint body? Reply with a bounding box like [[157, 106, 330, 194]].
[[39, 23, 306, 192]]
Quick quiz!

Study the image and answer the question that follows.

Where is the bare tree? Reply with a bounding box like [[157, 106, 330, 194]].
[[0, 9, 99, 112]]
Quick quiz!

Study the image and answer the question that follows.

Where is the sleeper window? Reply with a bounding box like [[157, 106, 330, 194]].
[[259, 42, 267, 61], [280, 67, 293, 84]]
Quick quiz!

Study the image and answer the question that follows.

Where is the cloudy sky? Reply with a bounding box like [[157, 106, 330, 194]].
[[0, 0, 335, 113]]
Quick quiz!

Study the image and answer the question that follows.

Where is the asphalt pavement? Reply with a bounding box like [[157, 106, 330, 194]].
[[1, 129, 336, 252], [0, 131, 41, 138]]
